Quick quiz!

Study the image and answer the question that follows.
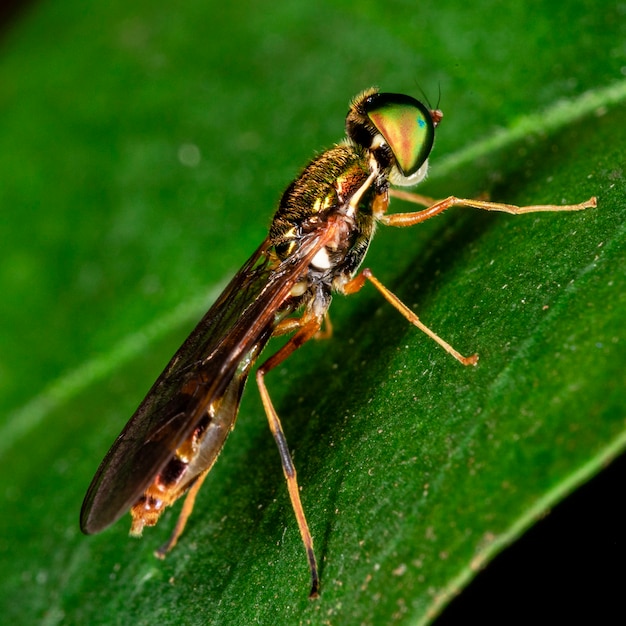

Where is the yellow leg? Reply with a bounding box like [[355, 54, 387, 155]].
[[256, 316, 322, 598], [344, 270, 478, 366], [366, 190, 596, 361], [154, 469, 211, 558], [383, 192, 596, 227]]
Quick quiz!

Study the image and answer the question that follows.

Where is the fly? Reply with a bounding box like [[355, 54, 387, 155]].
[[80, 87, 597, 597]]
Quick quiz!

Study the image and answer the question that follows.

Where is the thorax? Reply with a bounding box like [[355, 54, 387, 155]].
[[269, 143, 387, 293]]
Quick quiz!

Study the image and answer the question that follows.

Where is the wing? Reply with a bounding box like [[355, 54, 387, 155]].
[[80, 228, 331, 534]]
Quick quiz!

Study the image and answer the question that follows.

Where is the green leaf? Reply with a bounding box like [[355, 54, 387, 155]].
[[1, 1, 624, 624]]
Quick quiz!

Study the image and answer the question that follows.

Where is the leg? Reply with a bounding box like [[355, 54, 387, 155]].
[[382, 192, 597, 228], [344, 269, 478, 366], [389, 188, 439, 208], [314, 312, 333, 340], [256, 316, 323, 598], [372, 192, 596, 358], [274, 312, 333, 340], [154, 469, 211, 558]]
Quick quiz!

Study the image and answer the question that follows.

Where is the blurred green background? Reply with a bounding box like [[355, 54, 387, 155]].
[[0, 0, 625, 624]]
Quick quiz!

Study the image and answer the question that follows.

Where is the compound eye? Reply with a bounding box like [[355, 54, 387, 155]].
[[364, 93, 435, 176]]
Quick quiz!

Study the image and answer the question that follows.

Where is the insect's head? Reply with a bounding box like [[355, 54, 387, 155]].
[[346, 88, 442, 187]]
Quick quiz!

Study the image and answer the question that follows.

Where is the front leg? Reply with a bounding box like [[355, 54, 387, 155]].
[[383, 190, 597, 228]]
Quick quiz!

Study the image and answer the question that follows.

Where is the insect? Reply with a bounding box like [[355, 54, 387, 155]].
[[81, 87, 596, 597]]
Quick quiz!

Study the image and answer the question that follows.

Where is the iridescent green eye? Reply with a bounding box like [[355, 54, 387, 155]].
[[364, 93, 435, 176]]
